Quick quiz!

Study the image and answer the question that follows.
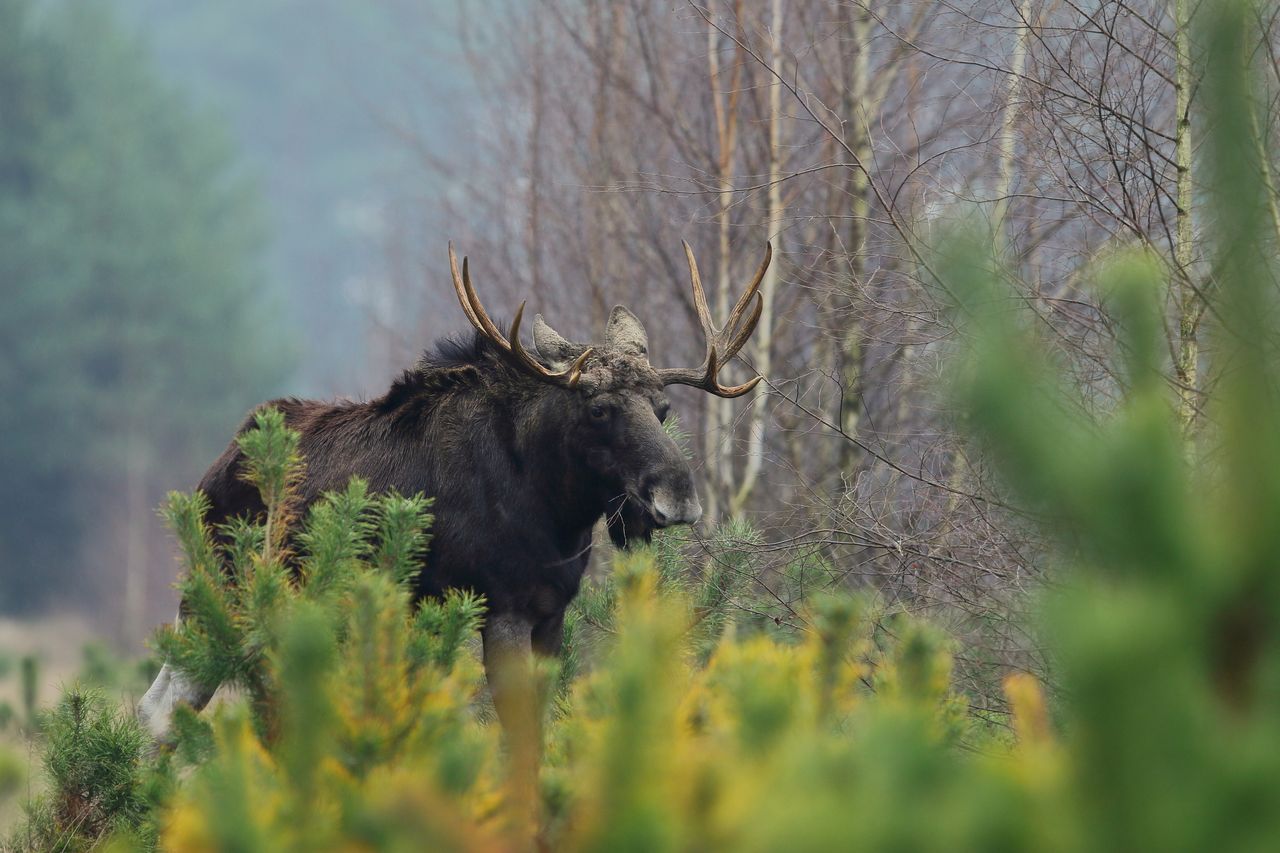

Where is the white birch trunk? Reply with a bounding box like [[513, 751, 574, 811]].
[[731, 0, 786, 515]]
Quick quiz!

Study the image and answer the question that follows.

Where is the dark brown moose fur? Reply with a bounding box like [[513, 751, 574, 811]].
[[194, 330, 688, 655]]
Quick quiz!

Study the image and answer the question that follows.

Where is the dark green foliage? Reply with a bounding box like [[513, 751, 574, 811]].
[[411, 591, 486, 672], [12, 689, 153, 851], [3, 406, 475, 848], [236, 407, 304, 567], [156, 492, 247, 692], [144, 411, 495, 848], [166, 707, 215, 770], [690, 517, 760, 660], [297, 479, 374, 599], [556, 517, 821, 696], [374, 492, 435, 586], [274, 604, 336, 845]]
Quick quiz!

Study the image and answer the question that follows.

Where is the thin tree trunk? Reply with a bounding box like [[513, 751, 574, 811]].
[[528, 13, 546, 296], [1174, 0, 1199, 436], [993, 0, 1031, 251], [836, 6, 873, 478], [1248, 89, 1280, 249], [704, 0, 742, 524], [584, 0, 620, 325], [731, 0, 785, 516]]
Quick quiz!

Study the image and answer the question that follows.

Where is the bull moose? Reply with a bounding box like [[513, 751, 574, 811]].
[[138, 240, 772, 739]]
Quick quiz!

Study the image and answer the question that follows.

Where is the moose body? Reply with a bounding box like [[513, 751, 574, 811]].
[[195, 336, 665, 651], [139, 241, 771, 740]]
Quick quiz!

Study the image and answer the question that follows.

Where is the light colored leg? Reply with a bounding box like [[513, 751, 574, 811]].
[[137, 614, 217, 742], [481, 613, 539, 824], [481, 612, 535, 734], [138, 663, 215, 741]]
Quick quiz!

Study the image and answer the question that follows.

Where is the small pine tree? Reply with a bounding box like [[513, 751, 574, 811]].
[[11, 689, 154, 851]]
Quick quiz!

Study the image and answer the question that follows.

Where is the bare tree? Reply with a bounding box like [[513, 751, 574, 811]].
[[369, 0, 1280, 710]]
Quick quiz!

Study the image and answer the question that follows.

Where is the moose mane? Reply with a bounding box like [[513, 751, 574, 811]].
[[419, 328, 498, 371], [376, 329, 535, 418]]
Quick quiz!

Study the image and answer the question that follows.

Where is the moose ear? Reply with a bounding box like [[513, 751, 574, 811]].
[[604, 305, 649, 358], [533, 314, 584, 369]]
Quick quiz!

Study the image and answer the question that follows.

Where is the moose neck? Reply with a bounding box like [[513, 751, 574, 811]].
[[507, 385, 607, 540]]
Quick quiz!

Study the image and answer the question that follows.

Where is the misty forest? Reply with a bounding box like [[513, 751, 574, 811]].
[[4, 0, 1280, 849]]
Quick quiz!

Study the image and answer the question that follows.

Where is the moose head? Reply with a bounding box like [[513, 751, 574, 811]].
[[448, 240, 772, 546]]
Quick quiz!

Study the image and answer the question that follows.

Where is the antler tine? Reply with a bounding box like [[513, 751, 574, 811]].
[[682, 240, 717, 343], [460, 259, 511, 348], [714, 374, 762, 398], [726, 241, 772, 333], [563, 348, 593, 386], [723, 291, 764, 362], [702, 344, 761, 398], [718, 242, 770, 362], [507, 302, 538, 369], [447, 244, 593, 388], [705, 340, 762, 397], [449, 244, 485, 334], [660, 241, 773, 398]]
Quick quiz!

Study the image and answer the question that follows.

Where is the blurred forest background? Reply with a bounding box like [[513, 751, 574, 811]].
[[0, 0, 1257, 707], [1, 0, 474, 638]]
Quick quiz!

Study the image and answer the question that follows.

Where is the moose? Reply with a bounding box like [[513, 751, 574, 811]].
[[138, 239, 772, 739]]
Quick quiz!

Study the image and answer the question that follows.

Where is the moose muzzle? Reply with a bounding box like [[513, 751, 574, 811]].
[[641, 467, 703, 528]]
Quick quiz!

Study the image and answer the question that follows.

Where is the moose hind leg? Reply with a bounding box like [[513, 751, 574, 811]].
[[138, 609, 218, 743], [531, 611, 565, 657], [137, 662, 216, 742]]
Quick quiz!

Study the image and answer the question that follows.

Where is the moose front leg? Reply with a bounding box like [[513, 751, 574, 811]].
[[482, 612, 541, 818], [481, 613, 537, 738]]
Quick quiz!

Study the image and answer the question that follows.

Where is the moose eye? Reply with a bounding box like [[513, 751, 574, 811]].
[[589, 404, 608, 421], [656, 403, 671, 423]]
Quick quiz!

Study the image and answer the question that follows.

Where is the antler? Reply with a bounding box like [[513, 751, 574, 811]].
[[657, 240, 772, 398], [449, 244, 593, 387]]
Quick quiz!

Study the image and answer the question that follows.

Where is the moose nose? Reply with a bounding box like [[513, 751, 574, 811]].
[[650, 489, 702, 527]]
